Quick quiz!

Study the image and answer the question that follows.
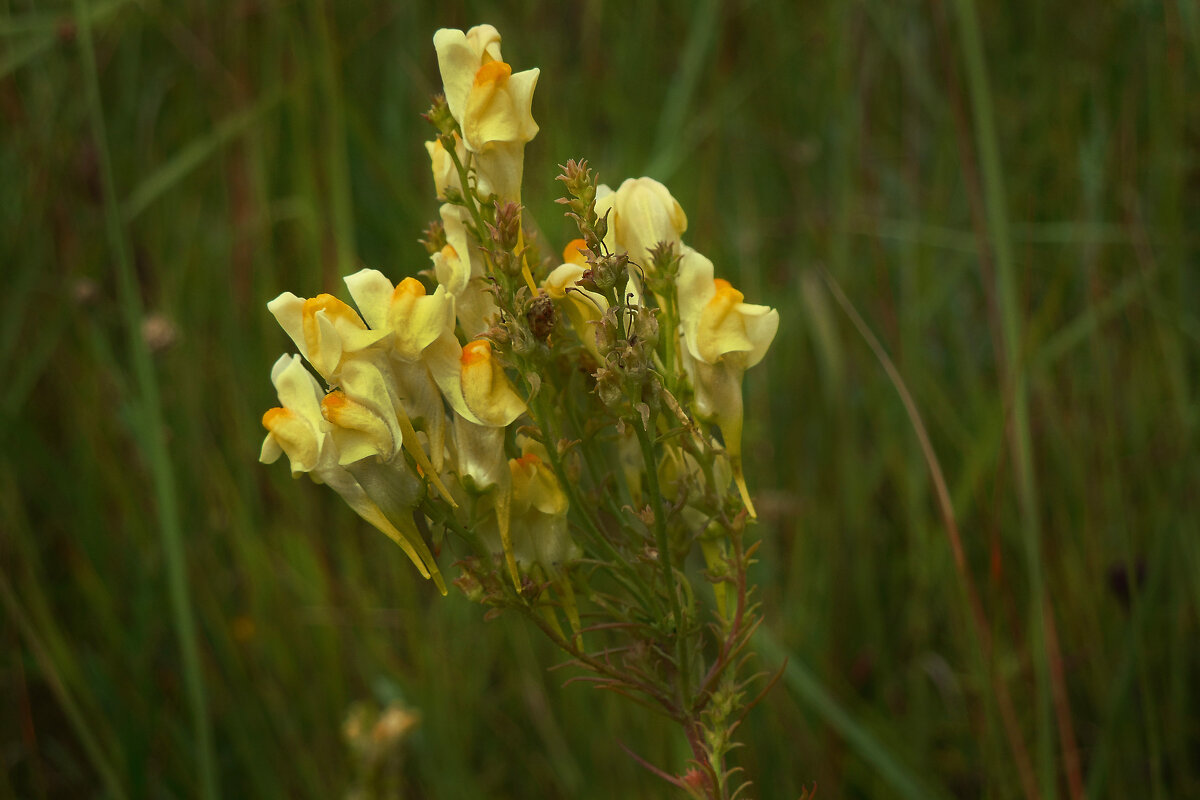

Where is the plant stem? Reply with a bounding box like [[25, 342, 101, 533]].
[[634, 417, 691, 705], [529, 390, 660, 618]]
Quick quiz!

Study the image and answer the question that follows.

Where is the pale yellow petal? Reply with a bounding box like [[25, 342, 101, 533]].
[[434, 27, 484, 126], [452, 416, 509, 493], [270, 354, 324, 426], [267, 292, 307, 359], [472, 140, 525, 202], [460, 339, 525, 427], [612, 176, 687, 268], [343, 268, 395, 330], [388, 279, 455, 361], [261, 407, 320, 475]]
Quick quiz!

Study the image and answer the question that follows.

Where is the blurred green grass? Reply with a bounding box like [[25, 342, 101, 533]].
[[3, 0, 1198, 797]]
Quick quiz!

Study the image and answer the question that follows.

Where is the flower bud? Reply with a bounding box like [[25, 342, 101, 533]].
[[592, 208, 609, 245], [525, 292, 556, 342], [420, 220, 447, 255], [556, 158, 594, 202], [630, 306, 659, 353], [424, 94, 457, 136], [593, 307, 621, 358], [580, 252, 626, 293], [490, 200, 522, 252]]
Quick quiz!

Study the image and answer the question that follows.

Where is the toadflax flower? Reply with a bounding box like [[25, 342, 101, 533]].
[[595, 177, 688, 273], [343, 268, 457, 472], [676, 248, 779, 518], [544, 238, 608, 362], [266, 291, 388, 384], [433, 24, 539, 201], [260, 354, 447, 593], [430, 337, 528, 587], [433, 204, 499, 337]]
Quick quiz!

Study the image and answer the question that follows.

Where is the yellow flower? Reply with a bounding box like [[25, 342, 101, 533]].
[[429, 338, 526, 429], [594, 177, 688, 272], [473, 440, 578, 595], [261, 355, 447, 593], [432, 204, 498, 337], [434, 25, 539, 152], [267, 292, 388, 383], [427, 338, 527, 588], [319, 358, 408, 465], [259, 354, 332, 477], [675, 248, 779, 517], [544, 239, 609, 361], [509, 449, 576, 571], [343, 269, 457, 471], [433, 26, 538, 202]]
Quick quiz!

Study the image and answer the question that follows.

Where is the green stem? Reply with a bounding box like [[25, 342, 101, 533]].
[[562, 393, 634, 524], [658, 292, 679, 394], [445, 142, 489, 238], [529, 390, 660, 618], [634, 417, 690, 705]]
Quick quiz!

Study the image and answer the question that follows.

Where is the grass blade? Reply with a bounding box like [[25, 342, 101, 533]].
[[0, 573, 128, 800], [949, 0, 1056, 795], [73, 1, 218, 797], [754, 627, 951, 800]]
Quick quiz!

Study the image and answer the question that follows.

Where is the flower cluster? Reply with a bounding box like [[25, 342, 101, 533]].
[[260, 23, 781, 796], [260, 24, 549, 595], [261, 24, 777, 598]]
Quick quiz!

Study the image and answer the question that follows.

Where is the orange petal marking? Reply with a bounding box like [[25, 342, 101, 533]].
[[392, 277, 427, 301], [474, 60, 512, 87], [562, 238, 588, 266], [515, 452, 541, 468], [261, 407, 292, 430], [461, 339, 492, 367]]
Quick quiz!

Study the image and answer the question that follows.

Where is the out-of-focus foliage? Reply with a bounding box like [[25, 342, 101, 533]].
[[2, 1, 1197, 797]]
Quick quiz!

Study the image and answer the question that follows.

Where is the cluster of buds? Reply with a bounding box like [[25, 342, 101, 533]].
[[260, 23, 780, 798]]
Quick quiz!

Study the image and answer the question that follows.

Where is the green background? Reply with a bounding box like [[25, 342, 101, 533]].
[[3, 0, 1198, 797]]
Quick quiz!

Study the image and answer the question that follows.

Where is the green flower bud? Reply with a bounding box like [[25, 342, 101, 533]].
[[423, 94, 458, 136]]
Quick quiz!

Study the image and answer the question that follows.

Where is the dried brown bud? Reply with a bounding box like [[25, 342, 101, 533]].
[[593, 365, 624, 408], [490, 200, 522, 252], [631, 307, 660, 352], [593, 306, 622, 357], [525, 292, 557, 342], [580, 252, 626, 293]]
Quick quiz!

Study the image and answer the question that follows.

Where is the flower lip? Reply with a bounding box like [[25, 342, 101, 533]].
[[515, 452, 541, 469], [474, 60, 512, 86], [303, 294, 363, 328], [321, 391, 349, 412], [393, 277, 427, 301], [705, 279, 746, 316], [261, 407, 292, 430], [562, 238, 588, 266], [461, 339, 492, 367]]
